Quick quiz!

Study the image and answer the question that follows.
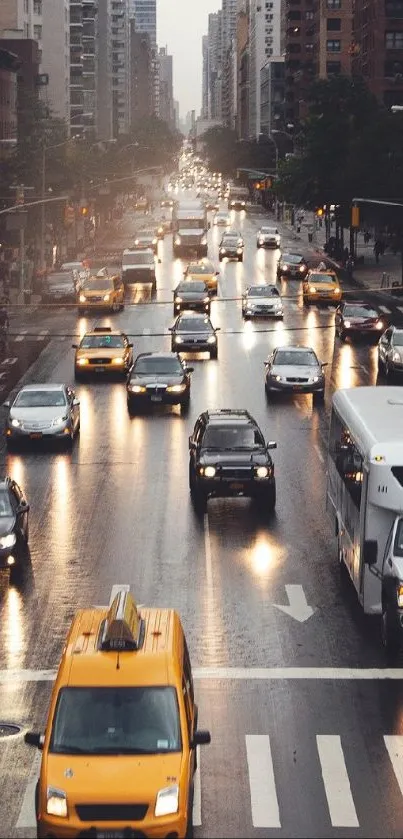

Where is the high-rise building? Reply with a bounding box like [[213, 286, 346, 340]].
[[260, 56, 285, 136], [221, 0, 238, 127], [236, 0, 250, 139], [0, 47, 20, 153], [129, 0, 158, 115], [41, 0, 70, 124], [111, 0, 131, 136], [158, 47, 174, 128], [0, 0, 43, 42], [249, 0, 282, 138], [207, 11, 222, 120], [130, 22, 153, 124], [69, 0, 97, 135], [201, 35, 209, 119], [97, 0, 113, 140], [352, 0, 403, 107]]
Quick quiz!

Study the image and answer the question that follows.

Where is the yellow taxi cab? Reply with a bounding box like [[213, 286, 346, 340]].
[[25, 584, 210, 839], [73, 327, 134, 379], [78, 268, 125, 314], [184, 259, 220, 294], [302, 264, 342, 305]]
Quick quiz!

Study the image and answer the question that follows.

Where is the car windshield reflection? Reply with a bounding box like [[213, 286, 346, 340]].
[[14, 391, 67, 408], [275, 351, 318, 366]]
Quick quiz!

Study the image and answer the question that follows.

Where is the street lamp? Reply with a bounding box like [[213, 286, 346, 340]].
[[40, 136, 80, 270]]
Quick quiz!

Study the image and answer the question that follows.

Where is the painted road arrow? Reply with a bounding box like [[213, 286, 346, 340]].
[[274, 585, 316, 623]]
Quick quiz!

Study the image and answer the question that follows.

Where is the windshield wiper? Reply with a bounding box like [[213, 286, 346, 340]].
[[85, 746, 170, 755]]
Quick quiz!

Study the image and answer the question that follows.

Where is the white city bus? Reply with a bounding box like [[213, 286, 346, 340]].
[[327, 386, 403, 652]]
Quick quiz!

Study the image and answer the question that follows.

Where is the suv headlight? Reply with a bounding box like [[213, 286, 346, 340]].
[[174, 336, 183, 343], [309, 286, 317, 293], [204, 466, 216, 478], [167, 383, 186, 393], [155, 784, 179, 817], [255, 466, 269, 479], [52, 415, 68, 426], [0, 533, 16, 549], [207, 335, 216, 343], [46, 787, 68, 818], [393, 350, 401, 362], [79, 294, 86, 303]]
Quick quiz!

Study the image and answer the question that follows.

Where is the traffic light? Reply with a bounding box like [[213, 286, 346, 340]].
[[316, 207, 324, 217], [80, 205, 89, 216]]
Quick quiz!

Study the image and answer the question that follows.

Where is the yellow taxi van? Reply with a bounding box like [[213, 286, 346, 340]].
[[25, 585, 210, 839]]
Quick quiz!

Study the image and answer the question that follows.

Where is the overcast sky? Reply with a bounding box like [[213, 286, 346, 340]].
[[157, 0, 221, 119]]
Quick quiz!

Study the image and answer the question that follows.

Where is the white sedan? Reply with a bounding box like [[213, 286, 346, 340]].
[[257, 226, 281, 248], [214, 211, 231, 226]]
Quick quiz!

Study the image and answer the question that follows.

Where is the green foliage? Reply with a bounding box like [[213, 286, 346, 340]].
[[199, 127, 277, 177]]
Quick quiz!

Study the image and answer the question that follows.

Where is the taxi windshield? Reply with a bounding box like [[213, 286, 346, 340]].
[[187, 265, 209, 274], [309, 273, 337, 284], [83, 278, 113, 291], [80, 335, 125, 349], [50, 686, 182, 755]]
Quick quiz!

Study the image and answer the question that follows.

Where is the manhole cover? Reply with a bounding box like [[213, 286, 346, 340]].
[[0, 723, 21, 738]]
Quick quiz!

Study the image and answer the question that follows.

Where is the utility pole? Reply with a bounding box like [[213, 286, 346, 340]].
[[9, 185, 33, 303]]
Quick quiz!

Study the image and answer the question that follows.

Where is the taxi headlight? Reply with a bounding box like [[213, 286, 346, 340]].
[[11, 418, 21, 427], [79, 294, 86, 303], [167, 383, 186, 393], [129, 385, 146, 393], [174, 336, 183, 344], [393, 350, 401, 362], [334, 287, 342, 294], [77, 358, 89, 366], [309, 286, 317, 293], [344, 320, 351, 328], [204, 466, 216, 478], [46, 787, 68, 818], [397, 584, 403, 608], [0, 533, 16, 549], [103, 294, 110, 301], [112, 357, 124, 365], [207, 335, 216, 344], [376, 320, 384, 330], [155, 784, 179, 818], [256, 466, 269, 479]]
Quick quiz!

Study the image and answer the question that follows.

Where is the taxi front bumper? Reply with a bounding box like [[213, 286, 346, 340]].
[[304, 290, 341, 304], [37, 811, 187, 839]]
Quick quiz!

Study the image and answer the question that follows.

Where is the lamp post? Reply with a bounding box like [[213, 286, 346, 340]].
[[40, 137, 79, 271]]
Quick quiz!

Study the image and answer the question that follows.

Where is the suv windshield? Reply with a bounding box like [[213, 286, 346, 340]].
[[80, 335, 124, 349], [133, 357, 183, 375], [178, 282, 206, 293], [275, 350, 318, 366], [283, 254, 303, 264], [202, 425, 264, 449], [14, 390, 67, 408], [177, 318, 211, 332], [177, 218, 204, 228], [50, 686, 181, 755]]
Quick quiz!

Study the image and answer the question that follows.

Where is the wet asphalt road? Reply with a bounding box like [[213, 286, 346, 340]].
[[1, 204, 403, 838]]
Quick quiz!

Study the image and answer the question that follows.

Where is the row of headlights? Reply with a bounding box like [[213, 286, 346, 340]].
[[46, 783, 179, 819], [134, 238, 158, 246], [11, 415, 68, 428], [77, 357, 125, 366], [174, 235, 208, 246], [280, 263, 306, 273], [128, 383, 186, 393], [271, 374, 321, 383], [79, 293, 112, 303], [173, 335, 216, 344], [343, 319, 383, 330], [175, 297, 210, 304], [199, 465, 271, 479], [308, 285, 341, 294], [220, 247, 243, 254]]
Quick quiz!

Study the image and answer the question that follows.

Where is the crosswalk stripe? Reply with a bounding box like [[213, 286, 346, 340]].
[[37, 330, 49, 342], [379, 305, 392, 314], [193, 746, 202, 826], [15, 330, 27, 342], [2, 357, 17, 365], [316, 735, 359, 827], [384, 735, 403, 794], [246, 734, 280, 828], [16, 752, 40, 828]]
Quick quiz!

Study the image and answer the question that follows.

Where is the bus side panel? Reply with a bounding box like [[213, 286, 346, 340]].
[[327, 458, 361, 588]]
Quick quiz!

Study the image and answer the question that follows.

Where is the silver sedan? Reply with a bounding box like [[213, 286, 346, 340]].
[[264, 346, 327, 403], [378, 326, 403, 378], [5, 384, 80, 448]]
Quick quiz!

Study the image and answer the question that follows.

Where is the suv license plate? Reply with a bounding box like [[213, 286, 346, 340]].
[[95, 367, 105, 373], [96, 832, 127, 838], [230, 482, 244, 490], [293, 385, 303, 391], [30, 432, 43, 439], [151, 395, 162, 402]]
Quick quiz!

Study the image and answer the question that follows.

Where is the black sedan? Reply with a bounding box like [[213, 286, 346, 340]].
[[277, 253, 308, 279], [169, 312, 220, 359], [173, 280, 211, 315], [335, 301, 385, 341], [218, 232, 244, 262], [126, 352, 193, 413], [0, 477, 29, 572]]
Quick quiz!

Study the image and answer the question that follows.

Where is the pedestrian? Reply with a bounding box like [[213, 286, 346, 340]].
[[308, 224, 313, 243], [343, 247, 349, 264], [374, 240, 382, 264], [364, 230, 370, 244]]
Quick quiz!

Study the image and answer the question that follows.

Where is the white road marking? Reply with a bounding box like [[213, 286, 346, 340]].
[[316, 735, 359, 827], [193, 746, 202, 826], [1, 357, 17, 365], [246, 735, 280, 828], [3, 666, 403, 684], [204, 513, 213, 589], [16, 752, 41, 828], [37, 330, 49, 342], [274, 584, 315, 623], [143, 327, 151, 335], [384, 736, 403, 795], [379, 305, 392, 314], [15, 330, 27, 342], [314, 443, 324, 463]]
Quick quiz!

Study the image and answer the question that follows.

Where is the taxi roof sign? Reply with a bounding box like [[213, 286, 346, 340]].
[[100, 588, 143, 652]]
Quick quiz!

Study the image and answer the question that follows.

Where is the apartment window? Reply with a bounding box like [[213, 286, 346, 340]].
[[24, 0, 29, 12], [327, 39, 341, 51], [386, 0, 403, 16], [34, 0, 42, 14], [327, 60, 341, 74], [306, 43, 314, 51], [33, 24, 42, 40], [386, 31, 403, 47], [327, 17, 341, 29], [306, 10, 314, 18], [327, 0, 341, 7], [24, 23, 29, 37]]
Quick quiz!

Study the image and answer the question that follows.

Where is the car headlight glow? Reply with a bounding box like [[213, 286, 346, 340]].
[[175, 235, 181, 245], [376, 321, 384, 330], [237, 248, 243, 254], [152, 238, 158, 245], [77, 358, 89, 366], [154, 784, 179, 817], [310, 376, 320, 383], [103, 294, 110, 301], [207, 335, 216, 343], [204, 466, 216, 478], [299, 265, 306, 272], [275, 375, 284, 382], [220, 248, 226, 254], [281, 264, 288, 270], [175, 296, 183, 303], [393, 350, 401, 362], [204, 297, 210, 303], [344, 320, 351, 328], [201, 235, 207, 245], [259, 238, 264, 244], [134, 239, 140, 245], [0, 533, 16, 549], [79, 294, 86, 303], [46, 787, 68, 818], [256, 466, 269, 479], [112, 357, 124, 365], [174, 336, 183, 343], [129, 385, 146, 393], [334, 287, 342, 294], [167, 383, 186, 393], [11, 418, 21, 427], [309, 286, 317, 293]]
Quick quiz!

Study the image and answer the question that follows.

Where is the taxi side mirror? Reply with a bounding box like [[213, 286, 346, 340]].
[[191, 730, 211, 748], [24, 731, 44, 750]]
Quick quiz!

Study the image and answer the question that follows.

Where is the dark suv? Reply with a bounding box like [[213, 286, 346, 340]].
[[188, 409, 277, 514]]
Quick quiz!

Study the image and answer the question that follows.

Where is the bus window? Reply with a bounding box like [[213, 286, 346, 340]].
[[330, 410, 363, 508]]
